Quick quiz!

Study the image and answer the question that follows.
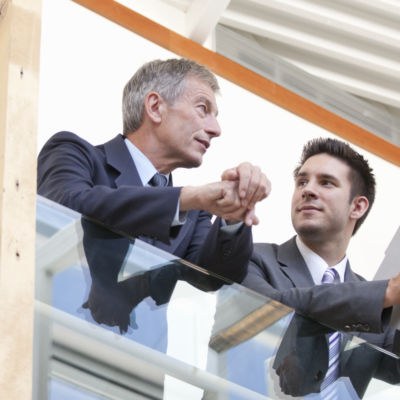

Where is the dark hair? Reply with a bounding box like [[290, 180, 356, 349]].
[[293, 138, 376, 235]]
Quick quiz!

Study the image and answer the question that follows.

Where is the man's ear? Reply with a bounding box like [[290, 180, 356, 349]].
[[144, 92, 164, 124], [350, 196, 369, 220]]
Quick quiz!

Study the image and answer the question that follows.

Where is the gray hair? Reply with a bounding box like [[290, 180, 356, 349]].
[[122, 58, 219, 134]]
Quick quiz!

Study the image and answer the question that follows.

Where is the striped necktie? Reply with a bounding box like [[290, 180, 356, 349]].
[[320, 268, 341, 393]]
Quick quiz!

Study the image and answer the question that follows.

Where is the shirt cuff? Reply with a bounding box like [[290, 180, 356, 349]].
[[220, 219, 243, 233], [171, 199, 187, 226]]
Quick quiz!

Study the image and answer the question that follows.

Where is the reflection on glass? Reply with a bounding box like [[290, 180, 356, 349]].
[[270, 313, 400, 399], [80, 216, 231, 335], [35, 196, 400, 400]]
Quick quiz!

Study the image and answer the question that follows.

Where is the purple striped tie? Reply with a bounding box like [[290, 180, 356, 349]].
[[320, 268, 340, 392]]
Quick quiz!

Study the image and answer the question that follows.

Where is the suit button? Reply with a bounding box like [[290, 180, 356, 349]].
[[223, 249, 232, 257], [314, 370, 324, 381]]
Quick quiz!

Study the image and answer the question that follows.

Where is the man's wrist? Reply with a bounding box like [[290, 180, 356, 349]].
[[225, 219, 242, 225], [179, 186, 201, 211], [383, 278, 395, 308]]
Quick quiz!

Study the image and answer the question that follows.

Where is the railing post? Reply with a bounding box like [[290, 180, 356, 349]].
[[0, 0, 42, 398]]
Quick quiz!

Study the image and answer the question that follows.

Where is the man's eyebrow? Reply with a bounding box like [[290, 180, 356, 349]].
[[319, 173, 339, 181], [295, 171, 339, 181], [197, 96, 218, 116], [296, 171, 308, 178]]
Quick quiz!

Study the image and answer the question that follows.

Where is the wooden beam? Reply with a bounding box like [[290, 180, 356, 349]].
[[72, 0, 400, 166], [0, 0, 42, 398]]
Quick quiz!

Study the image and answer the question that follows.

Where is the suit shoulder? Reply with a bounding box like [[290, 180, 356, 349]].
[[38, 131, 105, 176], [44, 131, 93, 148], [39, 131, 102, 160], [354, 272, 367, 282]]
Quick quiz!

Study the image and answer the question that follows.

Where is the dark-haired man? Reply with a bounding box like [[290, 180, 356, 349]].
[[242, 137, 400, 397]]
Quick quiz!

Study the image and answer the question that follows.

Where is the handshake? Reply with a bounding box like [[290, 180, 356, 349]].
[[180, 162, 271, 226]]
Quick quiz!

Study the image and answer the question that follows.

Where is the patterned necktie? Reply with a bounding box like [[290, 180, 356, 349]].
[[149, 172, 168, 187], [320, 268, 341, 392]]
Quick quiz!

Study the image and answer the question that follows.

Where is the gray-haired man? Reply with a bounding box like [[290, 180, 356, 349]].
[[38, 58, 270, 283]]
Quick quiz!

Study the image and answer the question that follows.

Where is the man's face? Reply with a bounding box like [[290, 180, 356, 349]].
[[156, 76, 221, 170], [291, 153, 356, 242]]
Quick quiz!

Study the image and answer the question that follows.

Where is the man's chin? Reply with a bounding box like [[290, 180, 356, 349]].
[[181, 156, 203, 169], [294, 223, 322, 238]]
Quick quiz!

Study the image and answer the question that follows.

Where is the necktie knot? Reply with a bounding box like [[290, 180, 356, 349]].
[[150, 172, 168, 187], [321, 268, 338, 284]]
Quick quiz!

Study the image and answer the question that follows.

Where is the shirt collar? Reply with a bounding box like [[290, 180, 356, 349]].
[[295, 236, 347, 284], [124, 138, 169, 186]]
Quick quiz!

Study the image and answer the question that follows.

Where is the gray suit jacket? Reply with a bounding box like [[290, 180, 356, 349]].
[[243, 237, 394, 335], [242, 237, 400, 397]]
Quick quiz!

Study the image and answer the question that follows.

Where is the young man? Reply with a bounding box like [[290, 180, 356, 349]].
[[242, 137, 400, 397], [37, 58, 270, 283]]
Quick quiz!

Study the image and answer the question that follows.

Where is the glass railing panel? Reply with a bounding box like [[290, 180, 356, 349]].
[[34, 196, 400, 400]]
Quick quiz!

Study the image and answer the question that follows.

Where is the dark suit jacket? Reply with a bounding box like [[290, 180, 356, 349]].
[[37, 131, 252, 283], [243, 237, 400, 397]]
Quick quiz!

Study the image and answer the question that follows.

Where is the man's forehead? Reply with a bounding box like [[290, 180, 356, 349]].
[[298, 153, 351, 177], [183, 76, 218, 112]]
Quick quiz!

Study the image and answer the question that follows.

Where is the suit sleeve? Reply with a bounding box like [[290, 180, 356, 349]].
[[243, 253, 392, 334], [37, 132, 181, 243], [176, 216, 252, 291], [198, 218, 252, 281]]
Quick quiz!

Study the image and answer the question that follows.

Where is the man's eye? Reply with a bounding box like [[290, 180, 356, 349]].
[[198, 104, 207, 113], [297, 180, 307, 187], [321, 180, 333, 186]]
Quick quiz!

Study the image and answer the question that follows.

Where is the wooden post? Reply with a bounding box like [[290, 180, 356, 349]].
[[0, 0, 42, 398]]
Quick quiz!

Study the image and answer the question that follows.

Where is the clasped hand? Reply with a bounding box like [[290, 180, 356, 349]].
[[220, 162, 270, 225], [181, 162, 271, 226]]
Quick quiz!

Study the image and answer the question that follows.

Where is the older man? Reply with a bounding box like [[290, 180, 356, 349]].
[[37, 58, 270, 283]]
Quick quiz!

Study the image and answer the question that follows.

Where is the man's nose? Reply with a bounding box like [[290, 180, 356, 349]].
[[206, 116, 221, 138], [302, 185, 317, 199]]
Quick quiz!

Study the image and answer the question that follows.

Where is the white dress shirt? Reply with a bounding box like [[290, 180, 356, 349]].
[[124, 138, 241, 232], [295, 236, 347, 284], [124, 138, 184, 225]]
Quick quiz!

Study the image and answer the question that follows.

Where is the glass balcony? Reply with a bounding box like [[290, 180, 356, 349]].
[[34, 195, 400, 399]]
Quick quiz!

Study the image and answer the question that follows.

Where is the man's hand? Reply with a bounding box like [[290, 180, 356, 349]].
[[221, 162, 271, 225], [275, 351, 310, 396], [180, 181, 252, 224], [180, 163, 270, 226], [383, 273, 400, 308], [82, 282, 132, 333], [82, 273, 150, 334]]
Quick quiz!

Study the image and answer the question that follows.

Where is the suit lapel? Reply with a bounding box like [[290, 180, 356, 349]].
[[343, 262, 359, 283], [277, 237, 315, 288], [103, 134, 142, 187], [102, 135, 186, 254]]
